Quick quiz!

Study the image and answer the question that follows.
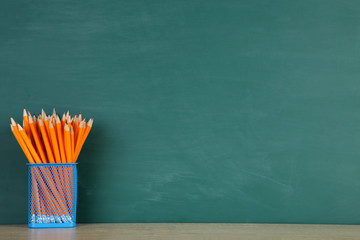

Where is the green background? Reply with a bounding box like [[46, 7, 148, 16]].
[[1, 0, 360, 224]]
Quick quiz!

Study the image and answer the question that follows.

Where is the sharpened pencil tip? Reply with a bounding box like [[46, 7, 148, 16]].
[[17, 124, 23, 130], [10, 118, 16, 126], [88, 118, 93, 127]]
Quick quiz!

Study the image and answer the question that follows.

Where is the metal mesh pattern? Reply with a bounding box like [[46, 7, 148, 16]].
[[28, 164, 77, 226]]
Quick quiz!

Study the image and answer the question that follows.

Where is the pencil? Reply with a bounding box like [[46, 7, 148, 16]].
[[17, 124, 42, 164], [64, 124, 72, 163], [74, 118, 93, 161], [74, 121, 85, 162], [10, 124, 35, 164], [29, 116, 48, 163], [73, 115, 79, 141], [38, 119, 55, 163], [61, 113, 66, 130], [55, 116, 67, 163], [49, 121, 61, 164], [70, 125, 75, 163], [23, 109, 32, 140]]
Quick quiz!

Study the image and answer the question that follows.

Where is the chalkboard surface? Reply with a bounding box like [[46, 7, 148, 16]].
[[1, 0, 360, 224]]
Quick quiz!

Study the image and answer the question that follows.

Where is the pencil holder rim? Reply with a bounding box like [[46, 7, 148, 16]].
[[26, 163, 78, 166]]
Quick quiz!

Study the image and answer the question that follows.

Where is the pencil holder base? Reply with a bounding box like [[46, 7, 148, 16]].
[[28, 223, 76, 228]]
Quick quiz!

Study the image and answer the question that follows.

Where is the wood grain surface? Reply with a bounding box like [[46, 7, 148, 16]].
[[1, 223, 360, 240]]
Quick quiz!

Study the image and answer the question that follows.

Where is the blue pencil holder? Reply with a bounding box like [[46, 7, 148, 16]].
[[27, 163, 78, 228]]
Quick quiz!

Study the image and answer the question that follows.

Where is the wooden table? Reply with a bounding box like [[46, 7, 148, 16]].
[[1, 223, 360, 240]]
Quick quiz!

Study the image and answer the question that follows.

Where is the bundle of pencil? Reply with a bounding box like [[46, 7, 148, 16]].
[[10, 108, 93, 224], [10, 108, 93, 164]]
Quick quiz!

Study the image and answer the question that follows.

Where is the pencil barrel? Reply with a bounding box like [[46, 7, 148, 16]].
[[28, 163, 77, 228]]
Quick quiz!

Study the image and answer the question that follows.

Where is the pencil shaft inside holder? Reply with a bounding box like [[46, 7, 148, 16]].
[[28, 164, 77, 227]]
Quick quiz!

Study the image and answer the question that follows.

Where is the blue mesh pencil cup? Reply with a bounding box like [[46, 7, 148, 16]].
[[27, 163, 78, 228]]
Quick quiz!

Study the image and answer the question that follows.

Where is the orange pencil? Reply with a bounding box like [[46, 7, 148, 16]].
[[77, 114, 82, 138], [41, 110, 49, 135], [65, 111, 70, 130], [50, 116, 57, 140], [43, 115, 50, 142], [28, 111, 37, 148], [67, 117, 72, 129], [61, 113, 66, 130], [35, 115, 41, 140], [23, 109, 30, 134], [64, 124, 72, 163], [10, 123, 35, 164], [51, 110, 66, 211], [49, 122, 61, 163], [74, 121, 85, 162], [74, 118, 93, 161], [73, 115, 79, 143], [70, 125, 75, 162], [17, 124, 42, 164], [23, 109, 32, 141], [41, 109, 47, 130], [55, 116, 67, 163], [83, 119, 93, 143], [38, 119, 55, 163], [29, 116, 47, 163], [74, 121, 85, 161]]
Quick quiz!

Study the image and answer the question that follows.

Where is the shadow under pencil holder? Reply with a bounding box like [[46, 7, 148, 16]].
[[27, 163, 78, 228]]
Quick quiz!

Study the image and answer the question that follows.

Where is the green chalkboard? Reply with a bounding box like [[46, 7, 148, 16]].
[[1, 0, 360, 224]]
